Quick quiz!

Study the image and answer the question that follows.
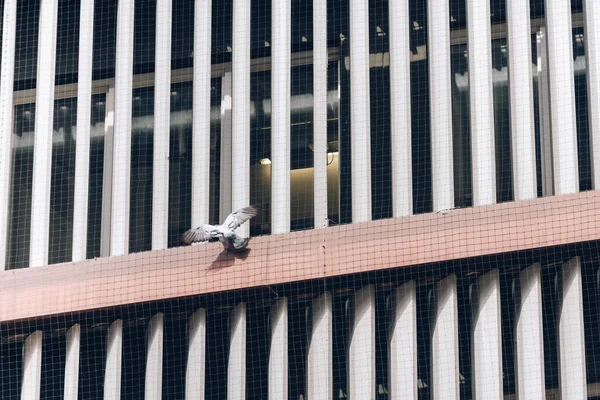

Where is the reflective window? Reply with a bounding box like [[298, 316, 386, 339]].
[[86, 93, 107, 259], [49, 97, 78, 265], [133, 0, 156, 74], [250, 70, 271, 235], [410, 0, 432, 214], [369, 0, 389, 54], [292, 0, 313, 53], [6, 103, 36, 269], [14, 0, 39, 90], [167, 79, 222, 248], [573, 28, 591, 191], [251, 0, 271, 59], [532, 33, 544, 197], [492, 39, 513, 202], [92, 0, 117, 80], [371, 65, 392, 220], [451, 44, 472, 208], [491, 0, 506, 24], [291, 65, 315, 230], [211, 0, 232, 64], [450, 0, 466, 30], [55, 0, 80, 85], [530, 0, 544, 18], [129, 86, 154, 253], [171, 0, 194, 69], [370, 0, 392, 220]]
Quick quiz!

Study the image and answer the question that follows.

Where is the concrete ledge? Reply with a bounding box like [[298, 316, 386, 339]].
[[1, 191, 599, 322]]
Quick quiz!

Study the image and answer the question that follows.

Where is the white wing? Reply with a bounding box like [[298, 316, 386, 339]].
[[222, 206, 258, 231], [180, 225, 220, 245]]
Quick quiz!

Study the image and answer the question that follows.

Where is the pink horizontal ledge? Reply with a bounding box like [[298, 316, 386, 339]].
[[1, 190, 600, 322]]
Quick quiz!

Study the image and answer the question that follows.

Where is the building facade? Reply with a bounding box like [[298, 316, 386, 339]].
[[1, 0, 600, 398]]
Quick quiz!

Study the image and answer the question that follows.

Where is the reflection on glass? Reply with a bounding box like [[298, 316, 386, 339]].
[[6, 103, 36, 269], [532, 33, 543, 197], [129, 86, 154, 253], [167, 80, 222, 248], [211, 0, 233, 64], [251, 0, 271, 59], [291, 0, 313, 53], [451, 44, 472, 207], [92, 0, 118, 80], [490, 0, 506, 24], [290, 65, 315, 230], [48, 97, 78, 265], [370, 65, 392, 220], [55, 0, 80, 85], [133, 0, 156, 74], [86, 94, 107, 259], [327, 61, 340, 224], [449, 0, 467, 30], [492, 39, 513, 202], [250, 70, 271, 235], [14, 0, 39, 90], [249, 63, 340, 234], [171, 0, 194, 69], [573, 28, 591, 191], [410, 0, 432, 215], [411, 59, 432, 214]]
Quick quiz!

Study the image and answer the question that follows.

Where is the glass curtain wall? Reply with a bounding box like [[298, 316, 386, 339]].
[[86, 94, 107, 259], [6, 104, 36, 270], [48, 97, 78, 265], [129, 86, 154, 253]]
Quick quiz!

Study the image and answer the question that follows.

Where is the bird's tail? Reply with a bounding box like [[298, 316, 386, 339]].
[[231, 234, 250, 250]]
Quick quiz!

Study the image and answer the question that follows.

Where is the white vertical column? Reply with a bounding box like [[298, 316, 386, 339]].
[[584, 0, 600, 189], [145, 313, 164, 399], [72, 0, 95, 262], [428, 0, 454, 212], [220, 72, 233, 222], [104, 320, 123, 400], [467, 0, 496, 206], [152, 0, 172, 249], [111, 0, 134, 256], [64, 324, 81, 400], [546, 0, 579, 195], [269, 297, 288, 398], [349, 0, 372, 223], [186, 309, 206, 399], [348, 285, 375, 399], [313, 0, 328, 228], [21, 330, 43, 400], [0, 0, 17, 271], [506, 0, 537, 201], [472, 270, 502, 399], [192, 0, 212, 227], [228, 303, 246, 400], [307, 293, 332, 400], [100, 88, 116, 258], [231, 0, 251, 238], [559, 257, 587, 398], [271, 0, 291, 234], [389, 0, 412, 217], [29, 0, 59, 267], [516, 264, 545, 399], [431, 274, 459, 399], [389, 281, 417, 400]]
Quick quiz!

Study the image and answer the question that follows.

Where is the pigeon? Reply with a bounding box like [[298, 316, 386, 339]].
[[180, 205, 258, 251]]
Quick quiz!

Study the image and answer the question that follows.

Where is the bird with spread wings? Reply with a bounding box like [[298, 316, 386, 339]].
[[180, 206, 258, 251]]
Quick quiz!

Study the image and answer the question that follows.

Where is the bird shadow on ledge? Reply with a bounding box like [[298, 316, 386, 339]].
[[206, 248, 251, 272]]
